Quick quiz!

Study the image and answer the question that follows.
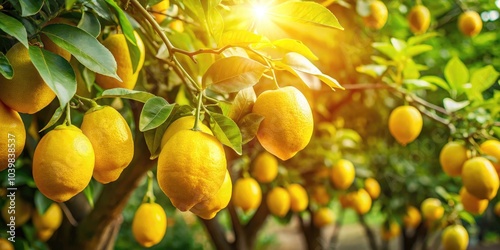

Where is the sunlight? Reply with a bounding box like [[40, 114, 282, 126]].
[[252, 3, 270, 20]]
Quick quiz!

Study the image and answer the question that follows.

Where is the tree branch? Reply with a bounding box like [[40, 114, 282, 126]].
[[200, 217, 232, 250], [359, 214, 378, 250]]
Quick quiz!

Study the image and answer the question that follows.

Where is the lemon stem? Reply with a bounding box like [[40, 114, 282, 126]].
[[65, 103, 72, 126], [193, 91, 203, 131], [76, 94, 99, 108], [144, 171, 155, 203]]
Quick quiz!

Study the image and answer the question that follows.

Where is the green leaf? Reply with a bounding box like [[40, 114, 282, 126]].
[[407, 32, 439, 45], [144, 121, 169, 159], [281, 52, 343, 89], [444, 57, 469, 95], [238, 113, 264, 144], [83, 0, 114, 21], [39, 107, 64, 132], [435, 186, 450, 200], [139, 97, 174, 131], [273, 39, 318, 61], [420, 76, 449, 91], [372, 42, 398, 60], [99, 88, 155, 103], [207, 8, 224, 43], [34, 191, 53, 215], [405, 44, 433, 57], [28, 46, 76, 109], [203, 56, 267, 93], [208, 112, 243, 155], [0, 52, 13, 79], [42, 24, 119, 79], [268, 1, 343, 30], [390, 38, 406, 52], [219, 30, 267, 47], [403, 79, 437, 91], [470, 65, 499, 93], [443, 98, 470, 113], [83, 181, 94, 208], [104, 0, 141, 72], [228, 87, 256, 123], [0, 12, 29, 48], [458, 211, 476, 225], [78, 11, 101, 37], [66, 0, 79, 10], [19, 0, 43, 16], [356, 64, 387, 78]]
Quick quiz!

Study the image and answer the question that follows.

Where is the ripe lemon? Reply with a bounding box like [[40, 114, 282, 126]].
[[339, 193, 353, 209], [266, 187, 291, 217], [459, 187, 488, 215], [420, 198, 444, 221], [311, 185, 330, 206], [81, 106, 134, 184], [233, 177, 262, 212], [251, 151, 279, 183], [388, 106, 422, 146], [170, 20, 185, 33], [381, 221, 401, 240], [288, 183, 309, 212], [439, 141, 469, 177], [1, 195, 32, 227], [461, 157, 499, 200], [494, 201, 500, 216], [0, 238, 13, 250], [190, 170, 232, 220], [33, 125, 95, 202], [0, 43, 56, 114], [95, 31, 145, 90], [407, 5, 431, 34], [458, 11, 482, 37], [0, 101, 26, 171], [363, 0, 388, 30], [364, 178, 381, 199], [330, 159, 355, 190], [160, 116, 212, 149], [480, 139, 500, 175], [252, 86, 313, 160], [132, 202, 167, 247], [442, 224, 468, 250], [350, 189, 372, 215], [403, 206, 422, 228], [313, 207, 335, 227], [33, 203, 63, 241], [157, 129, 226, 211], [151, 0, 170, 23]]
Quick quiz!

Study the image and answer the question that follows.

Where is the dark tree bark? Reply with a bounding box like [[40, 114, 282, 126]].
[[359, 214, 378, 250]]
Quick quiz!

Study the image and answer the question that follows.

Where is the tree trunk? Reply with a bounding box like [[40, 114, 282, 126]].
[[359, 214, 378, 250], [299, 209, 323, 250]]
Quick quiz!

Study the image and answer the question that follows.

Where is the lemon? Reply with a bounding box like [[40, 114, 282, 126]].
[[252, 86, 313, 160], [403, 206, 422, 228], [363, 0, 388, 30], [407, 5, 431, 34], [461, 157, 499, 200], [420, 198, 444, 221], [0, 238, 13, 250], [494, 202, 500, 216], [288, 183, 309, 212], [33, 125, 95, 202], [266, 187, 291, 217], [350, 189, 372, 215], [160, 116, 212, 149], [33, 203, 63, 241], [0, 101, 26, 171], [81, 106, 134, 184], [170, 20, 185, 33], [388, 105, 422, 146], [458, 11, 482, 37], [459, 187, 488, 215], [1, 195, 32, 227], [251, 151, 279, 183], [0, 43, 56, 114], [158, 129, 226, 211], [439, 141, 469, 177], [95, 31, 145, 90], [233, 177, 262, 212], [311, 185, 330, 206], [381, 221, 401, 240], [313, 207, 335, 227], [151, 0, 170, 23], [132, 202, 167, 247], [480, 139, 500, 175], [364, 178, 381, 199], [330, 159, 355, 190], [190, 170, 232, 220], [442, 225, 468, 250], [339, 193, 353, 209]]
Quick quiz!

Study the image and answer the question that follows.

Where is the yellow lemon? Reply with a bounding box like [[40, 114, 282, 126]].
[[350, 189, 372, 215], [0, 101, 26, 171], [459, 187, 488, 215], [420, 198, 444, 221], [251, 151, 279, 183], [95, 31, 145, 90], [363, 0, 388, 30], [288, 183, 309, 212], [480, 139, 500, 175], [442, 224, 468, 250], [381, 221, 401, 240], [233, 177, 262, 212], [157, 129, 226, 211], [407, 5, 431, 34], [266, 187, 291, 217], [33, 203, 63, 232], [160, 116, 212, 149], [151, 0, 170, 23], [190, 170, 232, 220], [252, 86, 313, 160], [313, 207, 335, 227], [364, 177, 381, 199], [33, 125, 95, 202], [494, 202, 500, 216], [439, 141, 469, 177], [330, 159, 355, 190], [170, 20, 185, 33], [388, 106, 422, 146], [1, 195, 32, 227], [81, 106, 134, 184], [339, 193, 353, 209], [0, 43, 56, 114], [403, 206, 422, 228], [132, 202, 167, 248], [0, 238, 14, 250], [461, 157, 499, 200], [311, 185, 330, 206], [458, 11, 482, 37]]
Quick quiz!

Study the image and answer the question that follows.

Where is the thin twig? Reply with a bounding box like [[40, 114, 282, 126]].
[[59, 202, 78, 226]]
